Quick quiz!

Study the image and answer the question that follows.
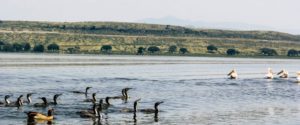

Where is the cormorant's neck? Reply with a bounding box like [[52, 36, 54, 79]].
[[154, 105, 159, 113], [5, 98, 10, 104], [121, 89, 125, 97], [99, 104, 102, 112], [53, 97, 58, 105], [154, 105, 159, 119], [105, 98, 110, 105], [48, 110, 53, 116], [97, 108, 102, 119], [43, 99, 48, 104], [97, 106, 102, 120], [27, 96, 31, 103], [18, 100, 23, 106], [124, 90, 128, 98], [85, 88, 89, 95], [92, 95, 96, 103], [133, 103, 137, 112], [94, 107, 98, 116]]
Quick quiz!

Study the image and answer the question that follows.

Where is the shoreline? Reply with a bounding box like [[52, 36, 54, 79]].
[[1, 52, 300, 60], [1, 52, 300, 68]]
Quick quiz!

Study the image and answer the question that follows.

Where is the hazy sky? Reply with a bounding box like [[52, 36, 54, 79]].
[[0, 0, 299, 34]]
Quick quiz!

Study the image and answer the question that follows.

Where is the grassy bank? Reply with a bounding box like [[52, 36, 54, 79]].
[[0, 20, 300, 57]]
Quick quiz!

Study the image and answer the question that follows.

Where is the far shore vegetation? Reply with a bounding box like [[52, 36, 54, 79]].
[[1, 20, 300, 58]]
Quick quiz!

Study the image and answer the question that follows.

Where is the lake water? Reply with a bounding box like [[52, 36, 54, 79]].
[[1, 53, 300, 125]]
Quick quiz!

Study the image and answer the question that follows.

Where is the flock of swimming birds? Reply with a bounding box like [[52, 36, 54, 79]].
[[228, 68, 300, 81], [1, 68, 300, 124], [0, 87, 163, 124]]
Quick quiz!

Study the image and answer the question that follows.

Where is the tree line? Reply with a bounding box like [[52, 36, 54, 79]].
[[207, 44, 300, 57], [101, 45, 188, 55], [1, 40, 300, 57], [0, 41, 59, 53]]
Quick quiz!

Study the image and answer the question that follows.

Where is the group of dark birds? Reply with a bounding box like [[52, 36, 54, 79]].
[[0, 87, 164, 124]]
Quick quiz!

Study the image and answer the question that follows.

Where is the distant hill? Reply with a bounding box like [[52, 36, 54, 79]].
[[138, 16, 300, 35], [138, 16, 272, 31], [0, 20, 300, 41], [1, 20, 300, 57]]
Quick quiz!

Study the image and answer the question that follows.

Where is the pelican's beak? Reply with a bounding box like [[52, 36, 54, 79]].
[[135, 98, 141, 102]]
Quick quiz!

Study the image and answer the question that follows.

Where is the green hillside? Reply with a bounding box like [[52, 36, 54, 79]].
[[0, 20, 300, 57]]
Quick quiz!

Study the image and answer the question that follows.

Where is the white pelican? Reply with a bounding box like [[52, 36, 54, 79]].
[[277, 69, 288, 78], [228, 69, 238, 79], [265, 68, 274, 79], [297, 72, 300, 83]]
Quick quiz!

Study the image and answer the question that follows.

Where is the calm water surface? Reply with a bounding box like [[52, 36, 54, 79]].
[[1, 53, 300, 125]]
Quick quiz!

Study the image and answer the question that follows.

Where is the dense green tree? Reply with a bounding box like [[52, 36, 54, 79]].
[[0, 41, 5, 51], [47, 43, 60, 52], [23, 42, 31, 51], [0, 41, 4, 45], [12, 43, 23, 52], [260, 48, 278, 56], [168, 45, 177, 53], [60, 25, 66, 30], [147, 46, 160, 53], [90, 26, 96, 30], [287, 49, 299, 56], [207, 45, 218, 53], [2, 43, 13, 52], [101, 45, 112, 53], [227, 49, 239, 56], [179, 48, 188, 54], [33, 44, 44, 52], [137, 47, 145, 55]]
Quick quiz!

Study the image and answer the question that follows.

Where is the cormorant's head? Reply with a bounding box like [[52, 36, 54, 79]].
[[18, 95, 24, 99], [122, 87, 132, 93], [54, 94, 62, 102], [124, 87, 133, 91], [39, 97, 47, 103], [122, 87, 133, 97], [105, 97, 110, 105], [134, 98, 141, 105], [92, 93, 96, 97], [154, 101, 164, 107], [4, 95, 10, 100], [54, 94, 62, 99], [134, 98, 141, 107], [86, 87, 92, 90], [27, 93, 35, 98]]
